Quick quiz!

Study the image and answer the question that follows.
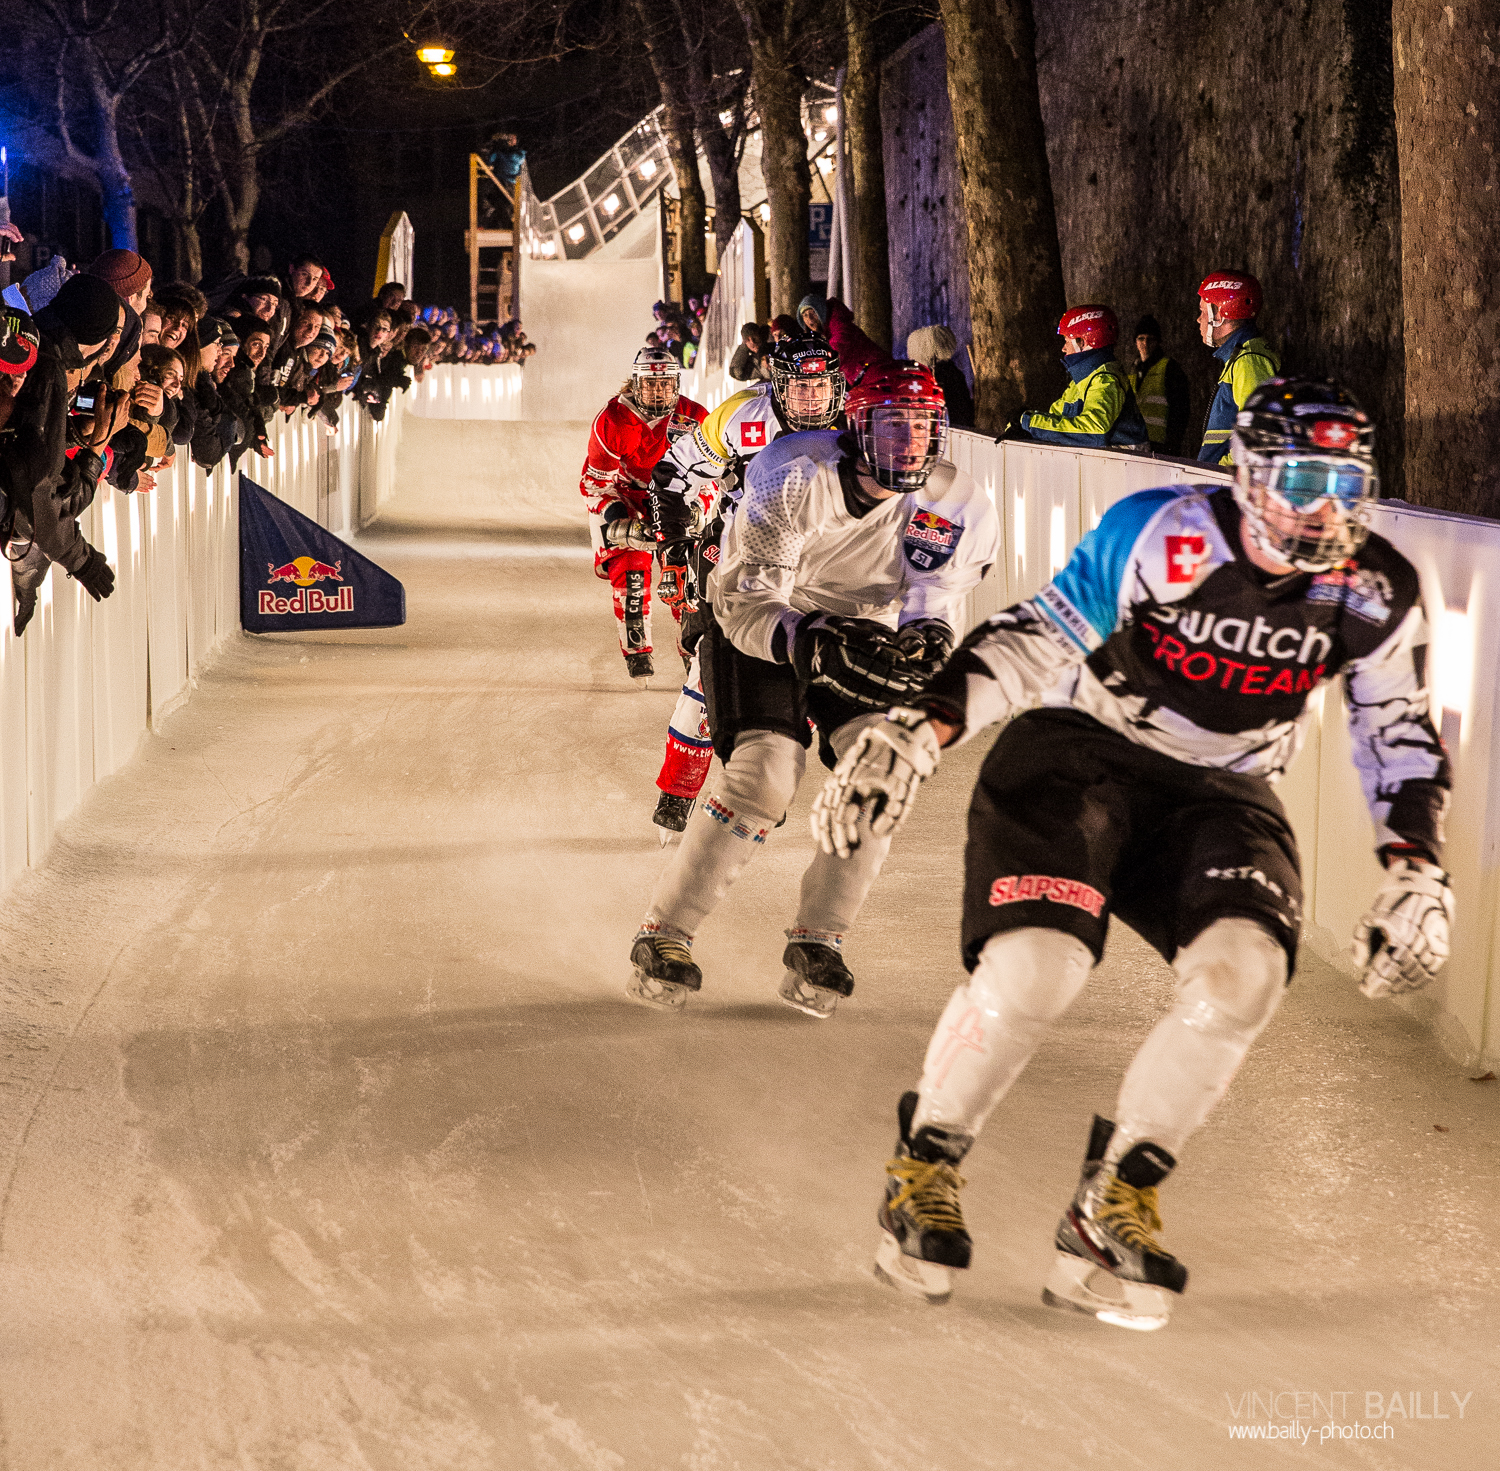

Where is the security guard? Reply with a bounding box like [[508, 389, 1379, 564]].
[[1196, 272, 1279, 464], [1126, 314, 1191, 456], [1014, 305, 1148, 450]]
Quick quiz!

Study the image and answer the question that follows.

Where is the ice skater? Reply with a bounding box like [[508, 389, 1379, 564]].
[[646, 336, 847, 840], [579, 348, 706, 684], [627, 362, 1000, 1015], [813, 377, 1453, 1327]]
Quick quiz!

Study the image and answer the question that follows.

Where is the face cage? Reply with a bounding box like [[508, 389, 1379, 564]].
[[771, 365, 846, 430], [851, 404, 947, 491], [632, 372, 679, 417], [1232, 463, 1377, 573]]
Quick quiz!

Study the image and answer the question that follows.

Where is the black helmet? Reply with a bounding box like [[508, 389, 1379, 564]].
[[1230, 377, 1377, 572], [767, 335, 845, 430]]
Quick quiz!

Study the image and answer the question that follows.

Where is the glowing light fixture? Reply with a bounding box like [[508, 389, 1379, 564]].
[[541, 239, 558, 258], [602, 193, 621, 216], [813, 129, 827, 143], [823, 105, 838, 123], [758, 203, 770, 223], [1050, 503, 1066, 574], [566, 223, 586, 243], [415, 41, 455, 64], [639, 158, 657, 180], [1434, 607, 1474, 719], [430, 62, 456, 76]]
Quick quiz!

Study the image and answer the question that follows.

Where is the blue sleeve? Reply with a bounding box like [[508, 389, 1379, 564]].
[[1035, 489, 1178, 650]]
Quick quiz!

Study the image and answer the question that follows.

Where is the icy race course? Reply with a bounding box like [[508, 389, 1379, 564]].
[[0, 415, 1496, 1470]]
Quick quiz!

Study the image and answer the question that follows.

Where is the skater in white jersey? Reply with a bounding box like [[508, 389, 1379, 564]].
[[627, 362, 1000, 1015], [813, 377, 1453, 1327]]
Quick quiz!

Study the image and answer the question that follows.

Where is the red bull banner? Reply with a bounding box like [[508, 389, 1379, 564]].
[[239, 475, 405, 632]]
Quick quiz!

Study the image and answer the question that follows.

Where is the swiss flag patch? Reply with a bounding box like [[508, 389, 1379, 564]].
[[1311, 420, 1359, 450], [739, 421, 767, 449], [1165, 534, 1209, 584]]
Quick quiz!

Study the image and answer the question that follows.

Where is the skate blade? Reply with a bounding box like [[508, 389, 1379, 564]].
[[631, 676, 652, 692], [1041, 1252, 1173, 1331], [777, 969, 838, 1019], [874, 1230, 953, 1304], [625, 967, 690, 1011], [656, 826, 675, 847]]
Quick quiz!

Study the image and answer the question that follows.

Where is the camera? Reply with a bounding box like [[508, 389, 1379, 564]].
[[74, 391, 97, 414]]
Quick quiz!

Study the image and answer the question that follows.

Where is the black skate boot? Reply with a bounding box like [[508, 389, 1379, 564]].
[[778, 935, 854, 1018], [625, 651, 654, 687], [627, 926, 702, 1011], [874, 1090, 973, 1304], [1043, 1115, 1188, 1331], [652, 792, 694, 845]]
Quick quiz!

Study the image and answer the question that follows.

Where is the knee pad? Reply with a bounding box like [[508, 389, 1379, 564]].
[[968, 927, 1094, 1031], [718, 729, 806, 825], [1173, 917, 1287, 1039]]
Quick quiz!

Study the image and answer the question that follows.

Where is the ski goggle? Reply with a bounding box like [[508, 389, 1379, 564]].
[[1260, 459, 1375, 509]]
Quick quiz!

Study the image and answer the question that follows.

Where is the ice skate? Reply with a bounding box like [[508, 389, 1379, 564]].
[[778, 936, 853, 1018], [652, 792, 694, 845], [626, 928, 701, 1011], [625, 651, 654, 688], [873, 1091, 972, 1304], [1042, 1115, 1187, 1332]]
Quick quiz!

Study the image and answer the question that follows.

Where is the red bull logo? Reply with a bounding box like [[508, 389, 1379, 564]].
[[260, 555, 354, 615]]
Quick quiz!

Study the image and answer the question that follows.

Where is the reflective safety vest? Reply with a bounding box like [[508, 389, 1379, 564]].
[[1199, 331, 1279, 464], [1128, 356, 1172, 446]]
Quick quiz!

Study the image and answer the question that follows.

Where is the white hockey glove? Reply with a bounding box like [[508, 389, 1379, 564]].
[[811, 707, 941, 859], [1351, 858, 1455, 999]]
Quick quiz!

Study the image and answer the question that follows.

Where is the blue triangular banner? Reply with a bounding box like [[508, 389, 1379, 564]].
[[239, 475, 405, 632]]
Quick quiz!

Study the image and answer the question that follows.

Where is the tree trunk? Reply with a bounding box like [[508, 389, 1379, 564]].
[[843, 0, 891, 350], [936, 0, 1065, 431], [674, 0, 745, 262], [87, 66, 137, 250], [747, 37, 811, 317], [1392, 2, 1500, 516], [636, 0, 709, 301]]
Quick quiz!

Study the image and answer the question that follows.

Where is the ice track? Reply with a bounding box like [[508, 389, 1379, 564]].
[[0, 416, 1495, 1468]]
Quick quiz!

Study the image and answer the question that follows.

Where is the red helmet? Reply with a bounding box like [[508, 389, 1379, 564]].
[[1057, 305, 1117, 350], [1198, 271, 1262, 321], [846, 362, 946, 491]]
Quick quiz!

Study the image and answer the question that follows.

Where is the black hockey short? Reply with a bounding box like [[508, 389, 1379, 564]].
[[962, 709, 1303, 973], [699, 606, 866, 770]]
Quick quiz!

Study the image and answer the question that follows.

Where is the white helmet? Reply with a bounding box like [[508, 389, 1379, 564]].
[[630, 347, 680, 419]]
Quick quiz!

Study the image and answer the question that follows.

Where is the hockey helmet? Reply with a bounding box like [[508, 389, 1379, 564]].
[[630, 346, 680, 418], [846, 361, 947, 491], [1230, 376, 1377, 572], [1057, 304, 1117, 351], [768, 336, 846, 430]]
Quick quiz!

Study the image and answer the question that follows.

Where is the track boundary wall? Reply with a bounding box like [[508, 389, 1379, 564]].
[[0, 387, 408, 903]]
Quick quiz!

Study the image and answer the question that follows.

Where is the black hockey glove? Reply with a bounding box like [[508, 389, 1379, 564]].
[[893, 619, 956, 681], [71, 544, 116, 602], [791, 612, 930, 710]]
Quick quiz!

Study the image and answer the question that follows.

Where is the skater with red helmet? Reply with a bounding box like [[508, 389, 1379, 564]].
[[1012, 305, 1148, 449], [579, 347, 706, 684], [625, 357, 999, 1016], [1196, 271, 1279, 464]]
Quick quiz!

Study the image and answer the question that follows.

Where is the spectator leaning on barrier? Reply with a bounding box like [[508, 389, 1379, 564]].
[[797, 294, 828, 336], [1, 308, 42, 542], [1196, 272, 1279, 464], [729, 322, 772, 382], [907, 324, 975, 430], [1126, 314, 1191, 457], [1011, 305, 1149, 450]]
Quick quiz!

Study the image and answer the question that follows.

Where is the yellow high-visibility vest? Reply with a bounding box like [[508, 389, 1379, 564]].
[[1128, 356, 1171, 445]]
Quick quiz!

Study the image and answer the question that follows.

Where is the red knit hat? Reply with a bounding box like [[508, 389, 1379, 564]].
[[88, 248, 154, 300]]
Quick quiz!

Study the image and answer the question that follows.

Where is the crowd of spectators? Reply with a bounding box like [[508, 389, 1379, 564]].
[[0, 221, 535, 638], [645, 298, 707, 367]]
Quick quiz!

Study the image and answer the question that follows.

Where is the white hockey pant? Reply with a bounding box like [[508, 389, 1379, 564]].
[[911, 917, 1285, 1155], [646, 718, 893, 941]]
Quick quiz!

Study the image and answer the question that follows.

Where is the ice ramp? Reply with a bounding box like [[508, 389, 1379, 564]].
[[371, 415, 591, 537]]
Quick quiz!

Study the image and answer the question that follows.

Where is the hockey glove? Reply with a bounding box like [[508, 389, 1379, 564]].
[[811, 707, 942, 858], [791, 612, 930, 710], [600, 503, 657, 554], [71, 545, 116, 602], [1351, 858, 1454, 999], [893, 619, 956, 681], [657, 564, 688, 608]]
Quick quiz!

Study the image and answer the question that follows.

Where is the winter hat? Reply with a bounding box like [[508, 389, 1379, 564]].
[[1132, 314, 1163, 340], [198, 316, 232, 346], [217, 323, 240, 349], [47, 272, 123, 345], [19, 255, 72, 313], [906, 324, 958, 366], [239, 275, 283, 301], [310, 329, 337, 354], [89, 248, 153, 301], [0, 308, 41, 375]]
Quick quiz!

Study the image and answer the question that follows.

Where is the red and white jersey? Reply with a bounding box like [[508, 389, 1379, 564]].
[[580, 393, 707, 519], [712, 429, 1000, 663]]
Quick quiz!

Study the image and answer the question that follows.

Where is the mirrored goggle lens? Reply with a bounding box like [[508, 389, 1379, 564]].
[[1273, 462, 1371, 508]]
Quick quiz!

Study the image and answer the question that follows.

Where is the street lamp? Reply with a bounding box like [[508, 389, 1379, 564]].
[[414, 39, 456, 78]]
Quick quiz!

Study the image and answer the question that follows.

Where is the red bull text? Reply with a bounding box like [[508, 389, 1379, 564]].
[[260, 555, 352, 614]]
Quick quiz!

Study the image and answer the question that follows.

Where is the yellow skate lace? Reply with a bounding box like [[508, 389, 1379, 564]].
[[652, 936, 693, 966], [885, 1156, 967, 1230], [1095, 1176, 1165, 1252]]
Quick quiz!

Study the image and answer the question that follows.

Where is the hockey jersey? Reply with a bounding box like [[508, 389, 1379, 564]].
[[712, 430, 1001, 665], [580, 393, 706, 519], [924, 485, 1450, 856]]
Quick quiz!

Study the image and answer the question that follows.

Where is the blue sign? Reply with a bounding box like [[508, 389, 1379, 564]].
[[239, 475, 405, 632]]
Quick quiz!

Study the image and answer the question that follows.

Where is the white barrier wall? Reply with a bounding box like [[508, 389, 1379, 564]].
[[0, 388, 407, 902], [945, 429, 1500, 1073], [408, 363, 525, 421]]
